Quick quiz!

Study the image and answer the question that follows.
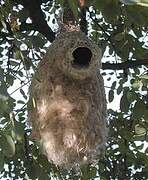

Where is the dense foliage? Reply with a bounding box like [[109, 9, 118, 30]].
[[0, 0, 148, 179]]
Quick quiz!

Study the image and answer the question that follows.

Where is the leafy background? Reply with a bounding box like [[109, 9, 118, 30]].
[[0, 0, 148, 179]]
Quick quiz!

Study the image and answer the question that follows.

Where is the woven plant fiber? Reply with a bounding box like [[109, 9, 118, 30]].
[[28, 31, 107, 168]]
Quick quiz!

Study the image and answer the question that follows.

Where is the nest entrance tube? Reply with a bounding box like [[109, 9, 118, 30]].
[[72, 47, 92, 68]]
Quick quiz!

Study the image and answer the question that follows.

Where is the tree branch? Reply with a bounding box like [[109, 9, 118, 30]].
[[9, 0, 148, 72], [22, 0, 55, 42], [102, 59, 148, 70], [63, 0, 76, 26], [20, 22, 36, 32], [78, 0, 88, 35]]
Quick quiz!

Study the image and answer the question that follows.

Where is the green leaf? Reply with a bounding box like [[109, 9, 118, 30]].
[[20, 89, 27, 99], [111, 81, 116, 90], [17, 100, 25, 104], [18, 70, 24, 77], [89, 167, 97, 178], [133, 100, 146, 119], [23, 57, 33, 70], [102, 1, 120, 23], [117, 85, 123, 95], [57, 0, 64, 6], [114, 33, 125, 41], [0, 152, 4, 172], [9, 60, 20, 66], [1, 20, 7, 30], [108, 90, 114, 102], [127, 6, 147, 26], [14, 50, 22, 60], [0, 46, 4, 53], [127, 90, 137, 102], [0, 81, 8, 96], [139, 2, 148, 8], [120, 92, 130, 112], [19, 9, 28, 22], [2, 134, 15, 157], [93, 0, 111, 10], [11, 121, 25, 142], [118, 141, 127, 153], [135, 124, 146, 135], [38, 173, 50, 180], [136, 143, 144, 150], [67, 0, 78, 19], [120, 0, 148, 7], [145, 147, 148, 154], [6, 74, 15, 86], [32, 36, 45, 48], [120, 0, 140, 5], [0, 68, 4, 80], [7, 97, 16, 112], [132, 80, 142, 89], [144, 108, 148, 121], [140, 74, 148, 80]]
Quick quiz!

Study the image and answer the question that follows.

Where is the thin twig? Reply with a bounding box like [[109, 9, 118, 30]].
[[10, 80, 31, 96]]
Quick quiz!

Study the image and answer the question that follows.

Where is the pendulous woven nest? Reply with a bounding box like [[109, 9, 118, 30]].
[[28, 31, 107, 168]]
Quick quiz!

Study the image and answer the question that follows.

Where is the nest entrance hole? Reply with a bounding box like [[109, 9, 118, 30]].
[[72, 47, 92, 68]]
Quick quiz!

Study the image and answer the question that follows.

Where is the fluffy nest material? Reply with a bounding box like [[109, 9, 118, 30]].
[[28, 31, 107, 168]]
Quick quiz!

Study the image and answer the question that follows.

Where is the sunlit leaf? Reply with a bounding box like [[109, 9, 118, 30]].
[[135, 124, 146, 135], [132, 80, 142, 89], [120, 0, 148, 7], [140, 74, 148, 80]]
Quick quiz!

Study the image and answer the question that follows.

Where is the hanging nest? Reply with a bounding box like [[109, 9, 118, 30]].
[[28, 31, 107, 168]]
